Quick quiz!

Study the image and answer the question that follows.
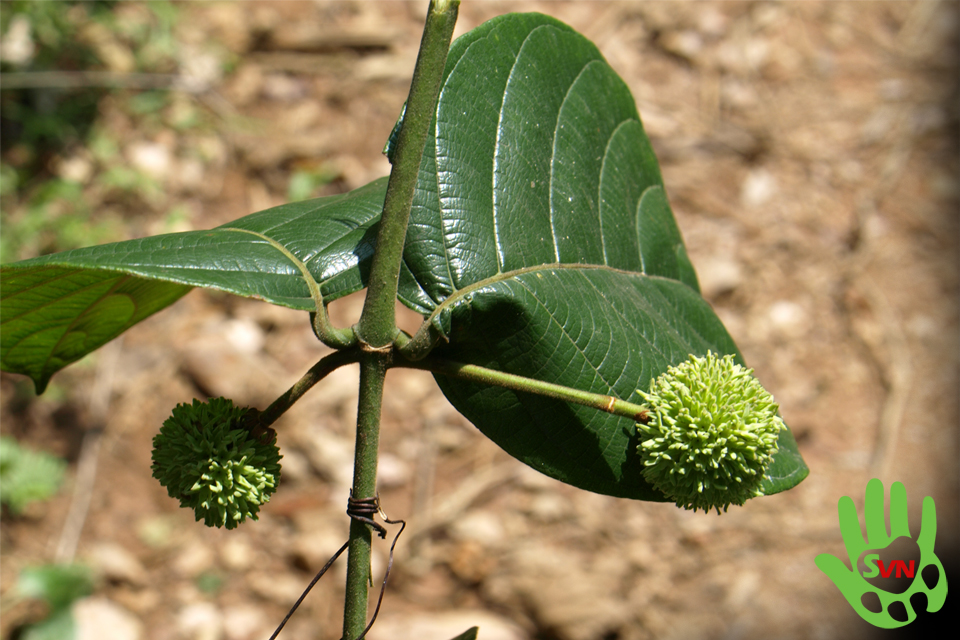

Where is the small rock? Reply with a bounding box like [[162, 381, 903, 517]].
[[431, 422, 471, 452], [660, 30, 703, 63], [220, 537, 255, 571], [716, 37, 770, 75], [173, 540, 215, 578], [223, 318, 265, 354], [56, 154, 94, 184], [262, 74, 308, 102], [515, 465, 561, 491], [74, 597, 143, 640], [696, 256, 743, 299], [127, 141, 172, 180], [87, 542, 146, 586], [226, 64, 264, 106], [296, 425, 355, 490], [720, 79, 758, 109], [528, 493, 572, 523], [376, 453, 410, 489], [767, 300, 807, 338], [176, 158, 206, 193], [292, 527, 351, 573], [367, 610, 525, 640], [275, 448, 312, 484], [741, 168, 777, 208], [726, 570, 761, 609], [181, 336, 287, 406], [279, 101, 323, 133], [451, 510, 505, 546], [495, 543, 632, 640], [247, 571, 310, 605], [519, 570, 629, 640], [178, 602, 223, 640], [222, 604, 270, 640], [178, 45, 223, 92], [204, 3, 252, 53], [0, 15, 35, 66], [860, 107, 897, 145], [697, 6, 728, 37]]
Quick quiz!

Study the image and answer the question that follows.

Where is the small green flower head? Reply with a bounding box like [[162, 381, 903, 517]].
[[637, 352, 783, 514], [151, 398, 281, 530]]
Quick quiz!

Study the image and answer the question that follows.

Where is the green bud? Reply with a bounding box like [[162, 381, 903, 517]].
[[637, 352, 783, 514], [151, 398, 281, 529]]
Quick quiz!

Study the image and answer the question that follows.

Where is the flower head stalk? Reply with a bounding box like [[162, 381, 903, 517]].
[[637, 352, 783, 514]]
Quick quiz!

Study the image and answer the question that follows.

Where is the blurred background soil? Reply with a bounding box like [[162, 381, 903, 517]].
[[1, 2, 957, 639]]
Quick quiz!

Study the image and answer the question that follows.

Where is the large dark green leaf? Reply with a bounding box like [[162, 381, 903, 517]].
[[396, 13, 806, 499], [0, 11, 808, 502], [399, 13, 698, 312], [428, 267, 804, 499], [1, 178, 388, 392]]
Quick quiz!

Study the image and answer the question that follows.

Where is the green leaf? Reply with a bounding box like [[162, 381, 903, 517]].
[[0, 436, 66, 513], [1, 178, 389, 392], [17, 564, 94, 611], [21, 608, 76, 640], [430, 268, 807, 500], [0, 11, 808, 503], [400, 13, 697, 313], [398, 13, 806, 500], [448, 628, 479, 640]]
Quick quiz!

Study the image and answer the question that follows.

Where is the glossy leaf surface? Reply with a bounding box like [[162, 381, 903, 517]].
[[397, 13, 806, 499], [1, 178, 388, 391], [428, 267, 804, 499], [0, 12, 807, 501]]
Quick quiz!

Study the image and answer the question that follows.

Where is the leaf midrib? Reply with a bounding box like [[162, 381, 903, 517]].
[[423, 262, 682, 329]]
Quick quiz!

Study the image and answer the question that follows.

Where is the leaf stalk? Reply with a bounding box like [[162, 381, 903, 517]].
[[399, 356, 650, 422], [256, 349, 362, 429]]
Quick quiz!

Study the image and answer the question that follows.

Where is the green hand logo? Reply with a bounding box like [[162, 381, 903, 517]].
[[816, 478, 947, 628]]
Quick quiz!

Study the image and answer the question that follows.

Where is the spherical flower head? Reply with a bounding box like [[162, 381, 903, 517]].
[[151, 398, 281, 529], [637, 352, 783, 514]]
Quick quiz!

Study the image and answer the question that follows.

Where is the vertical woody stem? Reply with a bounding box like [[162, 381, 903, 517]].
[[341, 354, 388, 639], [355, 0, 459, 348], [341, 2, 459, 638]]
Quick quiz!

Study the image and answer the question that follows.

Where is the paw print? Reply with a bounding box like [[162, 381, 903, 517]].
[[816, 479, 947, 628]]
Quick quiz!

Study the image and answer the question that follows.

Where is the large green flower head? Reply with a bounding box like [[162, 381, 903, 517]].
[[637, 352, 783, 514], [151, 398, 281, 529]]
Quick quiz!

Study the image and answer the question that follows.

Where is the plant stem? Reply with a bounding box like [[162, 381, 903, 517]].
[[256, 349, 362, 429], [342, 353, 388, 640], [342, 2, 459, 637], [399, 356, 650, 422], [356, 0, 459, 348]]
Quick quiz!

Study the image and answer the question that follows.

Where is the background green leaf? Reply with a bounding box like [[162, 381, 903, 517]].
[[17, 564, 94, 611], [0, 436, 67, 513]]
